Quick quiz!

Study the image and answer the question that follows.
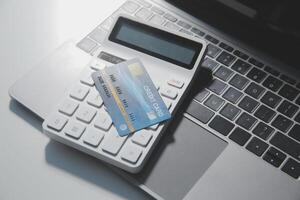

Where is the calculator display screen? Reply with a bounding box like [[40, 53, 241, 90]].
[[109, 17, 203, 69]]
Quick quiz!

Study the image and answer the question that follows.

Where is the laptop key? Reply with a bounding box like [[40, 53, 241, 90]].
[[207, 44, 221, 58], [264, 66, 280, 77], [246, 137, 269, 156], [252, 122, 274, 140], [249, 58, 264, 68], [296, 96, 300, 106], [207, 79, 227, 95], [229, 127, 251, 146], [223, 87, 243, 103], [205, 35, 219, 44], [254, 105, 276, 123], [271, 115, 293, 133], [278, 84, 299, 101], [236, 112, 257, 130], [209, 115, 235, 136], [186, 101, 214, 124], [231, 59, 251, 75], [281, 158, 300, 179], [295, 113, 300, 123], [288, 124, 300, 143], [297, 82, 300, 89], [219, 42, 234, 52], [204, 94, 224, 111], [270, 132, 300, 161], [261, 91, 282, 108], [135, 8, 152, 20], [245, 82, 265, 99], [247, 67, 267, 83], [194, 89, 209, 102], [201, 57, 219, 71], [214, 66, 233, 81], [238, 96, 259, 113], [233, 50, 249, 60], [262, 76, 283, 92], [280, 74, 296, 85], [216, 51, 236, 66], [220, 103, 241, 121], [277, 100, 299, 118], [229, 74, 249, 90], [263, 147, 286, 168]]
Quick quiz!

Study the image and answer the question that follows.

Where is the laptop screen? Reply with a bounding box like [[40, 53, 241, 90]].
[[167, 0, 300, 69]]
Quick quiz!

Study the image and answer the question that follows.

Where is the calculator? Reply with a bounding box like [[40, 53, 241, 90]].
[[42, 15, 207, 173]]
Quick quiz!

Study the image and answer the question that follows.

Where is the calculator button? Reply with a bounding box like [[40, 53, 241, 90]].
[[121, 143, 143, 164], [94, 111, 112, 131], [164, 13, 177, 22], [80, 74, 94, 86], [101, 128, 127, 155], [163, 98, 172, 110], [90, 60, 106, 71], [87, 89, 103, 108], [83, 128, 104, 147], [76, 105, 97, 124], [151, 6, 164, 15], [149, 15, 165, 25], [70, 84, 89, 101], [122, 1, 140, 13], [47, 113, 68, 131], [160, 86, 178, 99], [77, 37, 97, 53], [148, 123, 159, 130], [132, 131, 153, 147], [167, 79, 184, 89], [164, 22, 180, 31], [135, 8, 152, 20], [64, 121, 85, 139], [59, 99, 79, 116]]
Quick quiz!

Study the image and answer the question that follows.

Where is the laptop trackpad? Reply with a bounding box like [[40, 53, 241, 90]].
[[130, 116, 227, 200]]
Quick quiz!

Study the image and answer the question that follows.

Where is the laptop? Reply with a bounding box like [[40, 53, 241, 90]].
[[9, 0, 300, 199]]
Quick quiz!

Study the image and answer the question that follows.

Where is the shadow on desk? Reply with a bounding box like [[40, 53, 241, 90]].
[[9, 99, 152, 200], [45, 140, 154, 200]]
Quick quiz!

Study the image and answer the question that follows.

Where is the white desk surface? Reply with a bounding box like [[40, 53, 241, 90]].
[[0, 0, 152, 199]]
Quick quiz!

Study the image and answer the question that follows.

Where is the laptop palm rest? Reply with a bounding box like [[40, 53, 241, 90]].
[[122, 116, 227, 200]]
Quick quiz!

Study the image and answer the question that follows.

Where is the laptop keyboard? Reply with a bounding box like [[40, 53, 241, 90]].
[[77, 0, 300, 179]]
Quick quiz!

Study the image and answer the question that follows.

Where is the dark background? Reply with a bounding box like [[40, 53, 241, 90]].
[[168, 0, 300, 69]]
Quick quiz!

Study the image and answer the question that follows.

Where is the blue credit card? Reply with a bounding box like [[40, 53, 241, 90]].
[[92, 58, 171, 136]]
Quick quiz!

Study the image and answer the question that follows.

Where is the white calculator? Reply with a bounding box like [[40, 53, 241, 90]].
[[42, 15, 207, 173]]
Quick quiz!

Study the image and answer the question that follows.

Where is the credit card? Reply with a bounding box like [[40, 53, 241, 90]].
[[92, 58, 171, 136]]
